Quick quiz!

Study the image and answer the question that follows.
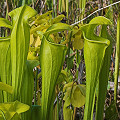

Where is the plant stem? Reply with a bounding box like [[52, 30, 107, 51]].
[[56, 84, 59, 120], [67, 31, 72, 72], [34, 68, 38, 105], [5, 0, 9, 36], [73, 107, 76, 120], [66, 0, 68, 19], [114, 15, 120, 103]]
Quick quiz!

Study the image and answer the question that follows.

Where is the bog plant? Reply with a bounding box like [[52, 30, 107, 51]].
[[81, 17, 112, 120], [0, 5, 117, 120], [0, 5, 37, 120], [0, 82, 30, 120]]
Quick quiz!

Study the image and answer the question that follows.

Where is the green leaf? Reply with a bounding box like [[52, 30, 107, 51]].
[[95, 25, 113, 120], [35, 18, 48, 25], [40, 36, 67, 120], [0, 37, 11, 102], [63, 82, 75, 92], [63, 98, 73, 120], [44, 23, 71, 38], [27, 51, 39, 60], [63, 108, 73, 120], [89, 16, 112, 25], [11, 113, 21, 120], [35, 11, 52, 22], [63, 82, 85, 120], [0, 18, 12, 29], [0, 100, 30, 120], [51, 14, 65, 24], [0, 5, 37, 119], [72, 28, 84, 50], [63, 97, 71, 107], [71, 85, 85, 107], [20, 60, 35, 120], [72, 37, 84, 50], [0, 18, 12, 102], [67, 55, 75, 70], [63, 82, 86, 108], [14, 101, 30, 114], [0, 6, 40, 120], [0, 82, 13, 94], [78, 84, 86, 96], [26, 60, 39, 69], [80, 16, 112, 120], [8, 5, 37, 101], [114, 15, 120, 103], [63, 87, 72, 101], [56, 70, 68, 84], [37, 31, 44, 39]]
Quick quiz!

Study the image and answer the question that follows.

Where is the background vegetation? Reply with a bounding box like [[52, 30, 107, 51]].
[[0, 0, 120, 120]]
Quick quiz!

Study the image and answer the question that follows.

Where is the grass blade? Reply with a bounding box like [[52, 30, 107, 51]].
[[114, 15, 120, 103]]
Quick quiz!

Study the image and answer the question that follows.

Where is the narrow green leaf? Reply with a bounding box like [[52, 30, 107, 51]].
[[0, 18, 12, 102], [80, 16, 111, 120], [95, 25, 112, 120], [8, 5, 37, 101], [114, 15, 120, 103], [66, 0, 68, 18], [0, 37, 11, 102], [79, 0, 86, 20], [20, 60, 35, 120], [40, 36, 67, 120]]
